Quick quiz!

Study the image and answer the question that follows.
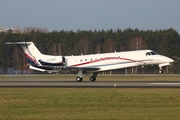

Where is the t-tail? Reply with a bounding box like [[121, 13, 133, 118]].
[[6, 42, 65, 72], [6, 42, 42, 65]]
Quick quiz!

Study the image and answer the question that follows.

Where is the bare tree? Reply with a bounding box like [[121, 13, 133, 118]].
[[103, 39, 116, 53], [128, 37, 147, 50], [78, 36, 90, 55], [96, 44, 102, 53], [52, 43, 62, 55]]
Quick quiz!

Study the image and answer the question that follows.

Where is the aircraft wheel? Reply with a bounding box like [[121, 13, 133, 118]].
[[76, 76, 83, 82], [90, 76, 96, 81], [159, 70, 163, 74]]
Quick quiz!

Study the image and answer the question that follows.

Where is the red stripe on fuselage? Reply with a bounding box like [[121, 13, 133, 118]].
[[24, 53, 38, 64], [71, 57, 138, 67]]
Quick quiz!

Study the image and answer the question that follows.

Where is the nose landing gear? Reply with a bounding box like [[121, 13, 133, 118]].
[[159, 66, 163, 74], [159, 70, 163, 74], [76, 76, 83, 82]]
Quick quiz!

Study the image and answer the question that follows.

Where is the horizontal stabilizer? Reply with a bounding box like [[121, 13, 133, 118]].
[[29, 65, 45, 72], [6, 42, 32, 45]]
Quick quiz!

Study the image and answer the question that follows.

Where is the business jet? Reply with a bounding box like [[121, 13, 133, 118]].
[[6, 42, 174, 82]]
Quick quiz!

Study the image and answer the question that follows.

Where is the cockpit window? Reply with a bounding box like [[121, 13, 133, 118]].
[[150, 51, 157, 55], [146, 51, 158, 56], [146, 52, 151, 56]]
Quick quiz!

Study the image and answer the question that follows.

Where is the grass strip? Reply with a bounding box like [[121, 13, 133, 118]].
[[0, 88, 180, 120]]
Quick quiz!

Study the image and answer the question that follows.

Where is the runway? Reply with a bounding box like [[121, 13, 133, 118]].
[[1, 80, 180, 88]]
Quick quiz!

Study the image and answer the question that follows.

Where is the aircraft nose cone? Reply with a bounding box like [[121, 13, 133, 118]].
[[167, 57, 174, 63], [166, 57, 174, 63], [160, 56, 174, 63]]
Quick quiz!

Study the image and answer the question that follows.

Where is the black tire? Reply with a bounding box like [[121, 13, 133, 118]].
[[76, 76, 83, 82], [90, 76, 96, 81], [159, 70, 163, 74]]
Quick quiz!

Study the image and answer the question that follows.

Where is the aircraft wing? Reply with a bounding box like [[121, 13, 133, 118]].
[[31, 65, 100, 72], [67, 66, 100, 71]]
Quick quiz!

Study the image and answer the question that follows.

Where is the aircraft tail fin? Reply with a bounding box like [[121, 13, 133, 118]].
[[6, 42, 42, 66]]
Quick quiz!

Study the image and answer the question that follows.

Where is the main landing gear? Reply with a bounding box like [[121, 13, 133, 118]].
[[76, 71, 97, 82], [90, 73, 97, 82]]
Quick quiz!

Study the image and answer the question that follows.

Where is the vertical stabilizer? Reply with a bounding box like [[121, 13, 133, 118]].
[[6, 42, 43, 66]]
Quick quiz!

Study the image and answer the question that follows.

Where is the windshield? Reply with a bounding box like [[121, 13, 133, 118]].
[[146, 51, 158, 56], [150, 51, 157, 55]]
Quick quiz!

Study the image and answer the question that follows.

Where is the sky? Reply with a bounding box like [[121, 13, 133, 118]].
[[1, 0, 180, 33]]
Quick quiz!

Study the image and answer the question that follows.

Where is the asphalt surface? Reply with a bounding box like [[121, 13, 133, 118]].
[[1, 80, 180, 88]]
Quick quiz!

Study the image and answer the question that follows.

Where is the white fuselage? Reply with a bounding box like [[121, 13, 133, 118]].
[[13, 42, 173, 73], [49, 50, 173, 72]]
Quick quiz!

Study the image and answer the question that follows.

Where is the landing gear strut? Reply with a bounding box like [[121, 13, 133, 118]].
[[159, 66, 163, 74]]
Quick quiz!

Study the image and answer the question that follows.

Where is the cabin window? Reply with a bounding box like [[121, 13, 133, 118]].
[[85, 59, 87, 61], [80, 59, 82, 62]]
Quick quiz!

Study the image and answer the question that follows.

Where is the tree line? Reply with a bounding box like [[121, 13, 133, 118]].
[[0, 27, 180, 74]]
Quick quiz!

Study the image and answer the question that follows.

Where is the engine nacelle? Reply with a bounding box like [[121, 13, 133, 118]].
[[39, 56, 66, 66]]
